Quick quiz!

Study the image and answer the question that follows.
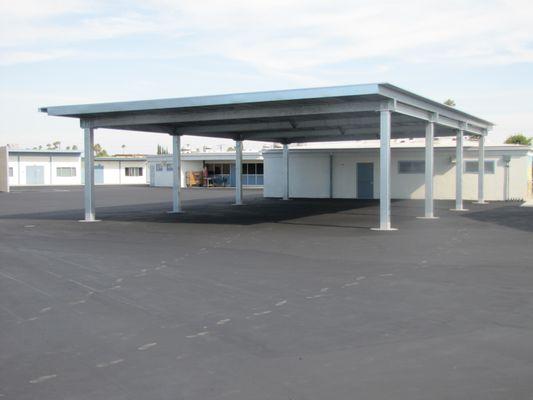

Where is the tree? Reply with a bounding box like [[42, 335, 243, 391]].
[[72, 145, 78, 150], [443, 99, 456, 107], [157, 144, 168, 155], [504, 134, 532, 146], [52, 141, 61, 150], [121, 144, 126, 154], [66, 146, 71, 150], [46, 143, 52, 149], [93, 143, 109, 157], [226, 146, 235, 152]]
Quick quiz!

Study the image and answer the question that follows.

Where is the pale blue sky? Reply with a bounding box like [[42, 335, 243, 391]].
[[1, 0, 532, 154]]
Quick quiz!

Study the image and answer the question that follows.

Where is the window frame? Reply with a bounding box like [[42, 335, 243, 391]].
[[464, 160, 495, 174], [398, 160, 425, 174], [56, 167, 76, 177], [125, 167, 143, 177]]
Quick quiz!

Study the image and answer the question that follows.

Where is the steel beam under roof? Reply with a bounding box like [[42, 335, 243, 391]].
[[39, 83, 493, 141]]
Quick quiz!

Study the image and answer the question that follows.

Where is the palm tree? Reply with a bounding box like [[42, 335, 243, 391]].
[[121, 144, 126, 154], [93, 143, 108, 157]]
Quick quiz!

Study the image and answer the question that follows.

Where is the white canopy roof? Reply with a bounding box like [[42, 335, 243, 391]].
[[40, 83, 493, 144]]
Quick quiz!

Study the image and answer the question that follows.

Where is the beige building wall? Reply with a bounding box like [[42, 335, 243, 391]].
[[264, 146, 530, 201]]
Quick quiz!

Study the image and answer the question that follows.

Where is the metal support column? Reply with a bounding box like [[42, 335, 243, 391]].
[[451, 129, 467, 211], [170, 134, 182, 213], [282, 143, 289, 200], [475, 134, 488, 204], [81, 126, 97, 222], [329, 152, 333, 199], [235, 139, 243, 205], [372, 109, 396, 231], [419, 120, 438, 219]]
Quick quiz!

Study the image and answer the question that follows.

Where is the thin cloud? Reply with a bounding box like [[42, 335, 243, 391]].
[[1, 0, 532, 69], [0, 49, 76, 66]]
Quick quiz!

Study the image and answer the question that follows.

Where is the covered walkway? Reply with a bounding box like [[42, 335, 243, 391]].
[[40, 83, 493, 230]]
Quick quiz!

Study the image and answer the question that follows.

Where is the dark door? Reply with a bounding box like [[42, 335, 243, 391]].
[[356, 163, 373, 199]]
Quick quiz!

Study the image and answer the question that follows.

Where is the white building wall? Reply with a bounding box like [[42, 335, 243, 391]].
[[7, 153, 82, 186], [95, 161, 120, 184], [121, 160, 148, 185], [264, 147, 530, 201], [150, 159, 202, 187], [8, 155, 19, 186], [18, 155, 51, 185], [50, 156, 81, 185], [333, 151, 379, 198], [85, 159, 148, 185], [263, 154, 283, 197], [289, 153, 331, 198]]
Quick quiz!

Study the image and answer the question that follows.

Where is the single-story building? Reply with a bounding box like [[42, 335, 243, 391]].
[[148, 152, 263, 188], [88, 156, 148, 185], [2, 148, 82, 187], [264, 139, 532, 201], [0, 146, 148, 191]]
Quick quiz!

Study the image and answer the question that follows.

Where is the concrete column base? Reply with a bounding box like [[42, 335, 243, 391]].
[[416, 216, 439, 220], [167, 210, 184, 214], [78, 219, 101, 223], [370, 227, 398, 231], [474, 201, 489, 204], [450, 208, 469, 212]]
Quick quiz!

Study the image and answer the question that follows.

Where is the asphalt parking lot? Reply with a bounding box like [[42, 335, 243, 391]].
[[1, 186, 532, 400]]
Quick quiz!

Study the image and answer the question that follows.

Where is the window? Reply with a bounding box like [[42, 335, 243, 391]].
[[56, 167, 76, 177], [222, 164, 230, 174], [398, 161, 425, 174], [166, 164, 173, 171], [125, 167, 143, 176], [8, 167, 13, 177], [156, 163, 163, 171], [464, 161, 495, 174], [241, 162, 263, 186]]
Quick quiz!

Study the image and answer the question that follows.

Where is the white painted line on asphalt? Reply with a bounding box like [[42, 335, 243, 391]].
[[186, 331, 209, 338], [137, 342, 157, 351], [29, 375, 57, 384]]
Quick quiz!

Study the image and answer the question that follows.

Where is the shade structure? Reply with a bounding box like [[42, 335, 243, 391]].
[[40, 83, 491, 142], [40, 83, 493, 229]]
